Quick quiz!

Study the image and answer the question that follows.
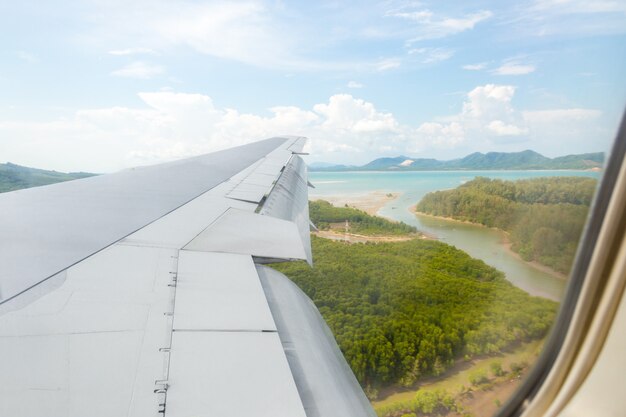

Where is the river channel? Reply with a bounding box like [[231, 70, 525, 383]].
[[309, 170, 600, 301]]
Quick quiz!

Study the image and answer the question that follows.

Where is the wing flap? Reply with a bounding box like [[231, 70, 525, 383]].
[[258, 266, 377, 417], [173, 251, 276, 331], [260, 155, 312, 264], [167, 331, 307, 417], [183, 208, 308, 261]]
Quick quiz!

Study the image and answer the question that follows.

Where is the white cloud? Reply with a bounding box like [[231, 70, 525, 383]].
[[313, 94, 399, 133], [409, 47, 454, 64], [424, 85, 604, 151], [487, 120, 528, 136], [108, 48, 156, 56], [347, 81, 364, 89], [462, 84, 516, 118], [387, 7, 493, 43], [0, 92, 409, 171], [462, 62, 487, 71], [417, 122, 465, 147], [459, 85, 530, 139], [415, 84, 529, 147], [0, 89, 606, 172], [111, 61, 165, 79], [492, 63, 536, 75]]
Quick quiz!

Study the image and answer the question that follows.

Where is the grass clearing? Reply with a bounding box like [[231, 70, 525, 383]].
[[373, 338, 544, 412]]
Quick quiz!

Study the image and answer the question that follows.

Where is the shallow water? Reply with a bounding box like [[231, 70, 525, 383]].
[[309, 170, 600, 301]]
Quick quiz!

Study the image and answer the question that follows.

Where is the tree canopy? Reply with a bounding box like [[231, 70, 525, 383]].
[[273, 235, 557, 391], [416, 177, 597, 274]]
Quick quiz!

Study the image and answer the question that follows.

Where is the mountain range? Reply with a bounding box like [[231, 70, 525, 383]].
[[309, 150, 604, 172], [1, 150, 604, 194]]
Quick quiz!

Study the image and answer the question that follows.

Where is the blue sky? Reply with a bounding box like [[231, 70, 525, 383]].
[[1, 0, 625, 172]]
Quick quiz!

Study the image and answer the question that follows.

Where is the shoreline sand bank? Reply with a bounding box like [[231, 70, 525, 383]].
[[309, 190, 399, 216]]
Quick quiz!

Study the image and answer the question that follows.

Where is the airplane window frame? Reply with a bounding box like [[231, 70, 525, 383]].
[[495, 110, 626, 417]]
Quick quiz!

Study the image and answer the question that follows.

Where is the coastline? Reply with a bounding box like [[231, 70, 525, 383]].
[[309, 190, 399, 216], [412, 207, 486, 227], [310, 191, 567, 282], [501, 238, 567, 281], [312, 230, 420, 243], [413, 209, 567, 281]]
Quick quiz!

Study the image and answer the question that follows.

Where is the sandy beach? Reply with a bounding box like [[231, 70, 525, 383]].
[[309, 190, 399, 216], [313, 230, 419, 243]]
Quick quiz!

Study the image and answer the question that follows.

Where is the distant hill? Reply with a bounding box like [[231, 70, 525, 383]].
[[310, 150, 604, 172], [0, 162, 97, 193]]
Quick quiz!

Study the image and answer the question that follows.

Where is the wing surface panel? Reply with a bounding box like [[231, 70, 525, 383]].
[[0, 137, 288, 303], [119, 185, 256, 249], [0, 244, 176, 417], [286, 136, 307, 153], [225, 146, 292, 203]]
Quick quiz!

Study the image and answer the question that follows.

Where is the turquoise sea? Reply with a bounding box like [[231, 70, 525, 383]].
[[309, 170, 601, 301]]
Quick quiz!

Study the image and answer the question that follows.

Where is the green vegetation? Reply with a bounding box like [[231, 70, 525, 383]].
[[374, 354, 535, 417], [376, 389, 459, 417], [509, 361, 528, 377], [468, 369, 489, 386], [490, 361, 504, 377], [273, 235, 557, 393], [0, 162, 96, 193], [416, 176, 597, 274], [372, 339, 543, 410], [373, 339, 541, 417], [310, 199, 417, 235]]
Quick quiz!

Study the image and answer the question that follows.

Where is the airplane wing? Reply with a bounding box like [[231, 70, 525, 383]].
[[0, 137, 375, 417]]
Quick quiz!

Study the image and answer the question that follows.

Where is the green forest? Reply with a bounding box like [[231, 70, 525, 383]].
[[275, 207, 557, 396], [416, 177, 597, 274], [310, 199, 418, 235]]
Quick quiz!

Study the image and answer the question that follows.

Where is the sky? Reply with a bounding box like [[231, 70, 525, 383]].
[[1, 0, 625, 172]]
